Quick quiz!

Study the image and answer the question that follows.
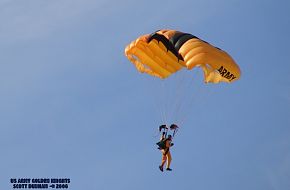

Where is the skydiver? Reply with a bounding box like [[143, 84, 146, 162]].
[[158, 133, 174, 172]]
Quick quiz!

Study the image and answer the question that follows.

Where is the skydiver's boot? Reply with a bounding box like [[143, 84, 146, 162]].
[[159, 165, 164, 172], [166, 168, 172, 171]]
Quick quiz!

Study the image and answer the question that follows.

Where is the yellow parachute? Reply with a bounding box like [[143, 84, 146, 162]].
[[125, 29, 241, 83]]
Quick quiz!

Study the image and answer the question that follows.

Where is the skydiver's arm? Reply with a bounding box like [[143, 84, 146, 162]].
[[166, 140, 172, 148], [160, 132, 166, 141]]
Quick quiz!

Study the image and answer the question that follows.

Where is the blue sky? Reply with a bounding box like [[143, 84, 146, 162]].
[[1, 0, 290, 189]]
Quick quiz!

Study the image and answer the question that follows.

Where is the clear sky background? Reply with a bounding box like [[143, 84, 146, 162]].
[[1, 0, 290, 189]]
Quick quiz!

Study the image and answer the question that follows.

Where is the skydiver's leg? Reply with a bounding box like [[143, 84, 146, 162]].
[[159, 150, 167, 172], [166, 151, 172, 170], [161, 152, 166, 167]]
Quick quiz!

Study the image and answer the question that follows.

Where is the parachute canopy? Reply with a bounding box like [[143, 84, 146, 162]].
[[125, 29, 241, 83]]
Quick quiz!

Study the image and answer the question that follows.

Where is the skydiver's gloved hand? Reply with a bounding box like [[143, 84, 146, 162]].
[[162, 132, 165, 136], [159, 124, 166, 132], [170, 143, 174, 147]]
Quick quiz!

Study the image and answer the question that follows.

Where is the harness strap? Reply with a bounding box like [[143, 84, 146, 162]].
[[163, 148, 169, 156]]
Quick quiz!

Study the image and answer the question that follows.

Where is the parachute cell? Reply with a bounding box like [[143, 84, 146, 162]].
[[125, 29, 241, 83]]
